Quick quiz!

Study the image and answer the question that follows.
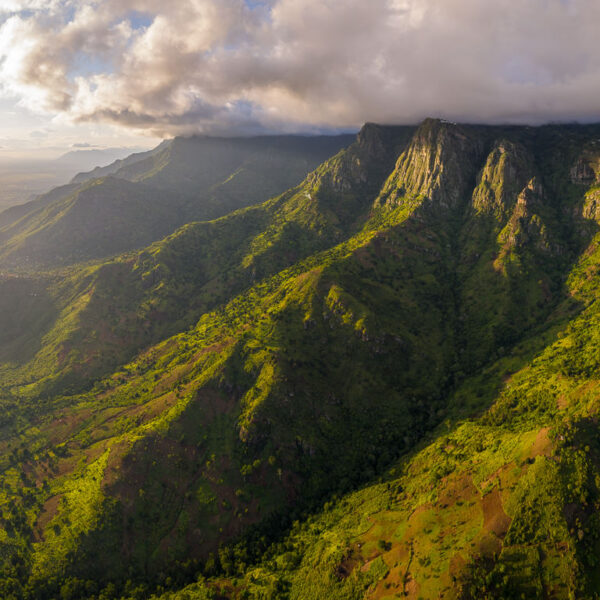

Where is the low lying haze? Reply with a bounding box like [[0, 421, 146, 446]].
[[1, 0, 599, 154]]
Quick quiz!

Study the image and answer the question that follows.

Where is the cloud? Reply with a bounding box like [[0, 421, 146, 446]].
[[0, 0, 62, 12], [0, 0, 599, 137]]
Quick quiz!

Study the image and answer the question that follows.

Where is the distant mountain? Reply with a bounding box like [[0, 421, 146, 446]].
[[55, 147, 147, 173], [0, 134, 354, 269], [70, 141, 170, 184], [2, 120, 600, 599]]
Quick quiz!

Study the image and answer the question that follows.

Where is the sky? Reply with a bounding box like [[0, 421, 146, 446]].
[[0, 0, 599, 159]]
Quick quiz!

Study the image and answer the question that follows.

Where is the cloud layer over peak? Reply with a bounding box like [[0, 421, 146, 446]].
[[1, 0, 599, 137]]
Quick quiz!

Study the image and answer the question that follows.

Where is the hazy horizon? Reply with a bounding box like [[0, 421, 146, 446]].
[[0, 144, 149, 208]]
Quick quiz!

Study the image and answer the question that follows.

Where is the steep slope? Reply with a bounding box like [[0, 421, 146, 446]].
[[0, 125, 414, 399], [174, 190, 600, 599], [0, 178, 189, 269], [164, 286, 600, 600], [0, 134, 354, 270], [1, 121, 600, 599]]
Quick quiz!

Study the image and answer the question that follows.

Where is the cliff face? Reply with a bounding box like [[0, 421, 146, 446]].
[[305, 123, 415, 208], [571, 152, 600, 185], [470, 140, 534, 219], [375, 119, 485, 212]]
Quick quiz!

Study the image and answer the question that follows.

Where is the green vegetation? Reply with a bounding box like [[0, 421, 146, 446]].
[[0, 134, 354, 270], [1, 120, 600, 599]]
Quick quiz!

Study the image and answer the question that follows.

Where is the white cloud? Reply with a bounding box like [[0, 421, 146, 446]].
[[0, 0, 599, 137], [0, 0, 62, 12]]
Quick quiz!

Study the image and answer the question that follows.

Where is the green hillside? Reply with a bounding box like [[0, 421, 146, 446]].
[[0, 134, 353, 270], [1, 120, 600, 599]]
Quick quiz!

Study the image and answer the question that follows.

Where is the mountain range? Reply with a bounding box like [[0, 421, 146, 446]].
[[0, 120, 600, 599], [55, 148, 147, 174], [0, 134, 353, 270]]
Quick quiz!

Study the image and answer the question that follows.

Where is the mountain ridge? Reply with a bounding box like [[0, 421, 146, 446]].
[[0, 133, 354, 270]]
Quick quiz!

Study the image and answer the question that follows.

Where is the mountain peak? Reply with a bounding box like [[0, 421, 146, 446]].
[[356, 122, 413, 157], [375, 118, 485, 211]]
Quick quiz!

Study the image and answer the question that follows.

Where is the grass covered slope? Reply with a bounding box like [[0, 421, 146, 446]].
[[1, 120, 600, 599], [0, 134, 354, 270]]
